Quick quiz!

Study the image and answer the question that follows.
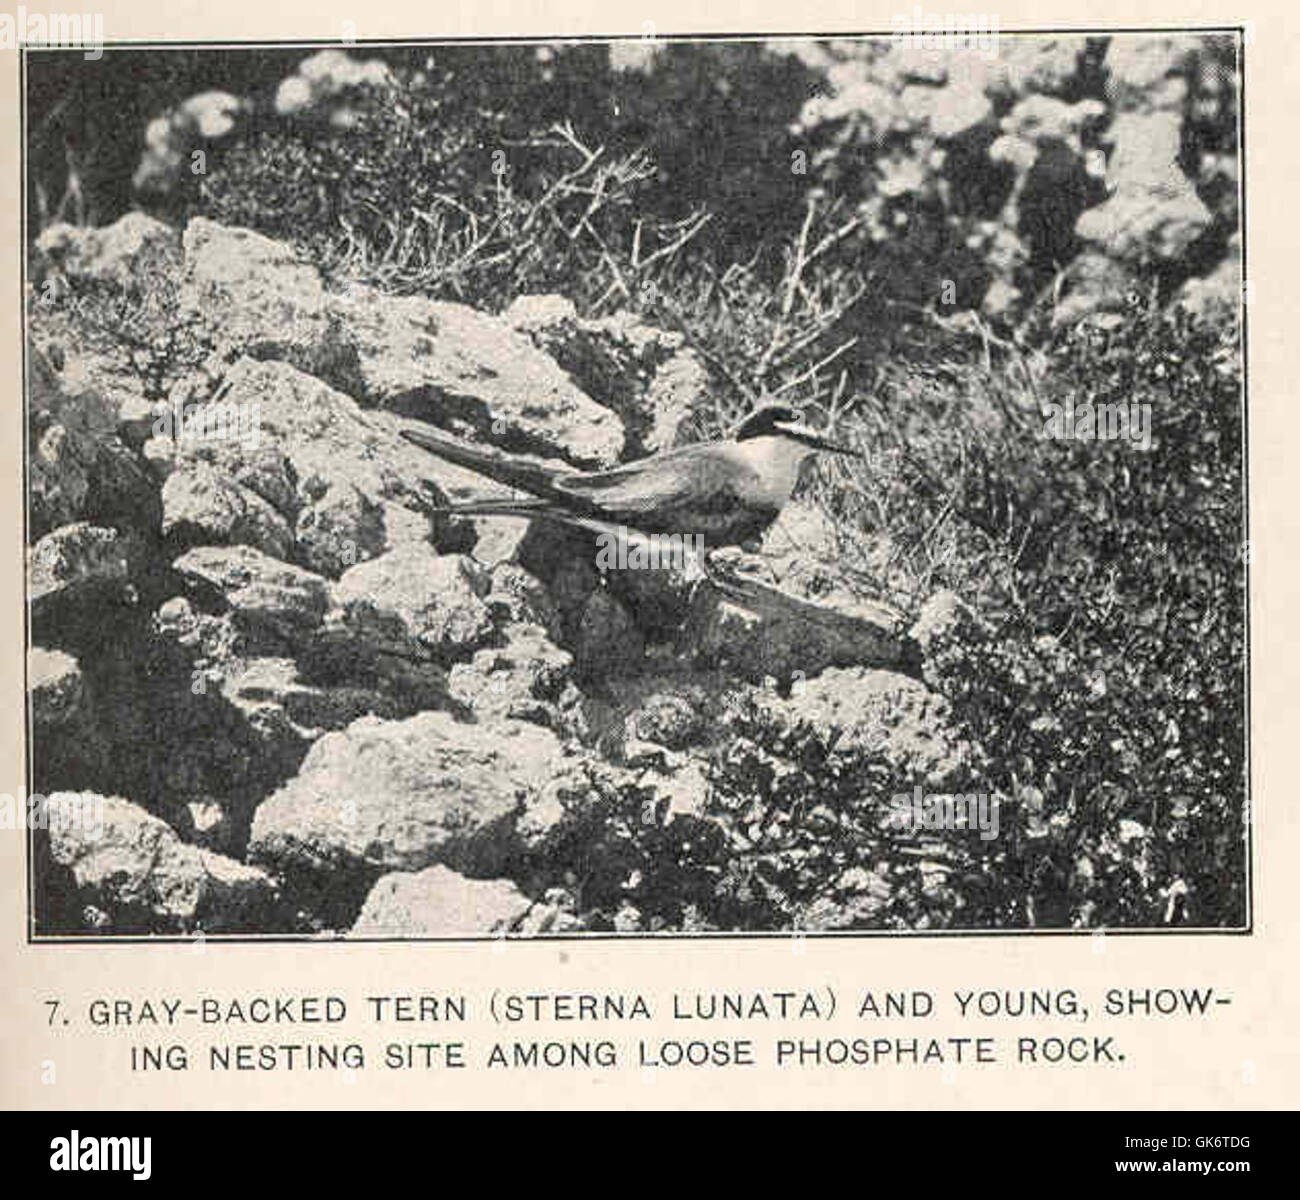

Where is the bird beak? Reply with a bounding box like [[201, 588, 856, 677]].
[[774, 421, 862, 458]]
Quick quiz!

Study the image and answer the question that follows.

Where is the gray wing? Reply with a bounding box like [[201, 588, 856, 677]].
[[556, 445, 761, 534]]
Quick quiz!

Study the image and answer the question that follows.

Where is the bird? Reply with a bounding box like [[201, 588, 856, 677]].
[[399, 403, 860, 554]]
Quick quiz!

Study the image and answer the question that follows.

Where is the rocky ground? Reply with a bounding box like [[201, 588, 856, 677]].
[[28, 213, 974, 937]]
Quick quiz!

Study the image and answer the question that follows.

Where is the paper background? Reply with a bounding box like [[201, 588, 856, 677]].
[[1, 2, 1293, 1110]]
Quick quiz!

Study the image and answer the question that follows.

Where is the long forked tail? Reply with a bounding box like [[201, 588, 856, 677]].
[[435, 497, 554, 518], [400, 425, 577, 502]]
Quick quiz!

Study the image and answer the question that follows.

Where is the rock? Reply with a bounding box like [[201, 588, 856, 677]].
[[448, 622, 574, 723], [981, 278, 1022, 320], [578, 671, 736, 762], [30, 648, 84, 728], [502, 293, 580, 338], [1001, 95, 1105, 152], [683, 569, 911, 682], [168, 358, 452, 574], [35, 212, 180, 288], [503, 297, 704, 456], [1051, 251, 1137, 326], [29, 647, 108, 794], [223, 657, 413, 738], [910, 590, 977, 656], [30, 419, 91, 536], [992, 37, 1087, 98], [769, 667, 974, 787], [184, 795, 238, 854], [796, 868, 894, 929], [882, 43, 950, 86], [641, 759, 712, 823], [1178, 233, 1243, 321], [484, 563, 564, 641], [27, 346, 159, 539], [42, 792, 281, 934], [179, 218, 357, 388], [928, 84, 994, 139], [248, 712, 568, 884], [350, 866, 534, 937], [574, 589, 645, 678], [330, 285, 624, 467], [173, 544, 331, 644], [624, 689, 707, 753], [29, 523, 130, 608], [162, 463, 295, 559], [329, 547, 494, 664]]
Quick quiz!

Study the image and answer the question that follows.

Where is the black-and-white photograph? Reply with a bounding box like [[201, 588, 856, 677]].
[[23, 31, 1247, 940]]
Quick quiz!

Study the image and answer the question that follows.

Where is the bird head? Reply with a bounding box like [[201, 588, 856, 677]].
[[733, 403, 860, 457]]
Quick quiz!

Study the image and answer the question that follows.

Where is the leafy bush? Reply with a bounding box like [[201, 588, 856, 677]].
[[833, 301, 1246, 927]]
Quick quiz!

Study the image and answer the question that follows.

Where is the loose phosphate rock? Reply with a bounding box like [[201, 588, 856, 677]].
[[910, 589, 980, 660], [29, 647, 108, 795], [172, 358, 453, 573], [574, 589, 645, 678], [485, 562, 565, 642], [1050, 251, 1138, 326], [29, 522, 130, 608], [796, 868, 894, 930], [772, 667, 974, 788], [162, 464, 295, 560], [43, 792, 281, 934], [222, 657, 417, 742], [30, 647, 84, 728], [1179, 232, 1242, 320], [577, 670, 738, 762], [329, 547, 494, 663], [1001, 94, 1106, 156], [684, 578, 912, 683], [350, 866, 534, 937], [35, 212, 180, 289], [249, 711, 568, 881], [447, 622, 574, 724], [173, 544, 331, 645], [503, 296, 703, 456], [28, 346, 159, 538], [992, 37, 1088, 98], [330, 284, 625, 467], [179, 218, 358, 389]]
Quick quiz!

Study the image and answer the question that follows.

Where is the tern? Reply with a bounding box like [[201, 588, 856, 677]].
[[400, 404, 859, 554]]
